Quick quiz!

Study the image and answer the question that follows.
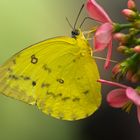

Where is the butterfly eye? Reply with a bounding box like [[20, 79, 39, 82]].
[[71, 29, 80, 38]]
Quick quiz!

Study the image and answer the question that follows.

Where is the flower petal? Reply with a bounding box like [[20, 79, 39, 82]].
[[94, 23, 113, 51], [107, 88, 129, 108], [137, 106, 140, 124], [104, 40, 112, 69], [126, 87, 140, 106], [86, 0, 112, 23]]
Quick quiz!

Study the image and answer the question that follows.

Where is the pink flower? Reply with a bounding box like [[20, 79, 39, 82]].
[[86, 0, 114, 69], [98, 79, 140, 123], [127, 0, 136, 9]]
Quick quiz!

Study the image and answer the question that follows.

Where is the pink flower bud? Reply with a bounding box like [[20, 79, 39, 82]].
[[112, 63, 121, 75], [113, 33, 127, 43], [133, 45, 140, 53], [126, 70, 133, 81], [122, 9, 136, 18], [127, 0, 136, 9]]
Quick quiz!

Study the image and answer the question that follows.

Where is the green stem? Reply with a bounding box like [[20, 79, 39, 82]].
[[121, 53, 140, 74], [120, 23, 133, 29], [122, 53, 140, 67], [114, 23, 133, 32], [128, 53, 140, 62]]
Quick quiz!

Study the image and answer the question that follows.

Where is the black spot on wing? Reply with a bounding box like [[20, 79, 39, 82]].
[[57, 78, 64, 84], [83, 90, 89, 95], [56, 93, 62, 97], [20, 75, 30, 80], [20, 75, 24, 78], [12, 59, 16, 64], [62, 97, 70, 101], [8, 74, 19, 80], [77, 77, 83, 80], [42, 64, 52, 73], [41, 83, 50, 88], [72, 97, 80, 102], [72, 59, 76, 62], [32, 81, 36, 86], [46, 91, 63, 98], [23, 76, 30, 80], [7, 68, 13, 72], [31, 55, 38, 64]]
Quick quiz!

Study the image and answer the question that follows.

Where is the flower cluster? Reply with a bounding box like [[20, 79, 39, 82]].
[[85, 0, 140, 124]]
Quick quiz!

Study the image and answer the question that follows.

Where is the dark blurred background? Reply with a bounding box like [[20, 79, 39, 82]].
[[0, 0, 139, 140]]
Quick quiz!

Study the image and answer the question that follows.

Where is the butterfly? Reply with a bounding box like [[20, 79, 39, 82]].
[[0, 28, 101, 121], [0, 4, 101, 121]]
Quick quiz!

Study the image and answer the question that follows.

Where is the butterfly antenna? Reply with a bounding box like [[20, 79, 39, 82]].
[[80, 17, 93, 28], [74, 4, 84, 30], [66, 17, 74, 30], [80, 16, 102, 29]]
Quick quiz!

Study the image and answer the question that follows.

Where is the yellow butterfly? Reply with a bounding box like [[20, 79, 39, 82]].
[[0, 6, 101, 121]]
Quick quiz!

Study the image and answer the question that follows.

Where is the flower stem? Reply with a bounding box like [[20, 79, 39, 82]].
[[97, 79, 129, 88], [114, 23, 133, 32], [127, 53, 140, 62], [120, 23, 133, 29]]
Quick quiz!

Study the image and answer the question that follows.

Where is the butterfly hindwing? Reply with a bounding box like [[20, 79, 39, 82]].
[[37, 49, 101, 120], [0, 35, 101, 120]]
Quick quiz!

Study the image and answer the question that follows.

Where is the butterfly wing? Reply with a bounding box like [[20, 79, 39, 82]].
[[0, 36, 101, 120]]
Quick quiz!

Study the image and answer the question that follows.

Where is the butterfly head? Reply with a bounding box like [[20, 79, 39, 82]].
[[71, 29, 91, 54], [71, 29, 85, 40], [71, 29, 80, 38]]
